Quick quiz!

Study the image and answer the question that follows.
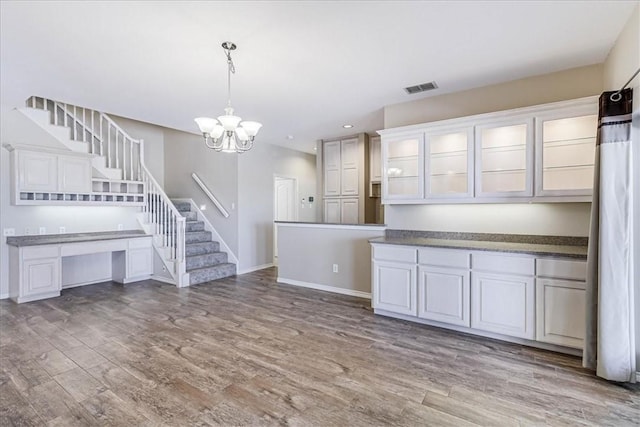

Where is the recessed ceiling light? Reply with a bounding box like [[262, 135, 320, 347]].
[[286, 135, 294, 140], [343, 124, 353, 129]]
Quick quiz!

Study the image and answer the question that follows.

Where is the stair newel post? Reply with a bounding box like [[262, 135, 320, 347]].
[[54, 102, 58, 126], [100, 116, 104, 156], [176, 216, 186, 281], [129, 139, 133, 181], [138, 139, 144, 182], [82, 109, 86, 142], [115, 131, 120, 170]]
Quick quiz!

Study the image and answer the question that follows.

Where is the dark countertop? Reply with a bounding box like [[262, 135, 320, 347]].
[[6, 230, 148, 247], [275, 221, 386, 227], [370, 230, 588, 259]]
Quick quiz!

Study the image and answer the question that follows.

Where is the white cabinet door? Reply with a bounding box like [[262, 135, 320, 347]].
[[341, 168, 359, 196], [475, 118, 534, 198], [341, 138, 359, 169], [324, 199, 341, 223], [58, 155, 92, 193], [534, 106, 597, 197], [23, 257, 60, 297], [18, 151, 57, 192], [340, 198, 359, 224], [418, 266, 470, 327], [323, 141, 341, 196], [370, 136, 382, 182], [382, 133, 425, 201], [341, 138, 359, 195], [127, 248, 152, 279], [536, 278, 585, 348], [471, 272, 535, 339], [425, 127, 474, 199], [373, 260, 417, 316]]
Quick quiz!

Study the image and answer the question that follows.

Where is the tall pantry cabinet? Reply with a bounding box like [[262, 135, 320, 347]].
[[319, 133, 375, 224]]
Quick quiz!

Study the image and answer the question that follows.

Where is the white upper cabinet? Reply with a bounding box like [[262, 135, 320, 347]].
[[534, 105, 598, 197], [323, 140, 341, 197], [475, 118, 534, 198], [382, 133, 425, 200], [425, 126, 474, 199], [369, 136, 382, 183], [341, 138, 359, 195], [378, 96, 597, 204]]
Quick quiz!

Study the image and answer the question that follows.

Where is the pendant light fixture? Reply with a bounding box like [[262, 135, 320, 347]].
[[194, 42, 262, 153]]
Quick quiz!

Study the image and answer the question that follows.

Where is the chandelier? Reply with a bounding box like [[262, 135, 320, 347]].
[[194, 42, 262, 153]]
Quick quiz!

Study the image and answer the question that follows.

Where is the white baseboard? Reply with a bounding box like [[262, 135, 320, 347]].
[[0, 292, 9, 300], [277, 277, 371, 300], [150, 275, 176, 285], [238, 263, 274, 275]]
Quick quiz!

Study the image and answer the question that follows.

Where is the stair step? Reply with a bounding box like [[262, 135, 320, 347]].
[[189, 263, 236, 285], [185, 241, 220, 256], [185, 230, 211, 243], [185, 221, 204, 232], [180, 211, 197, 221], [186, 252, 228, 270], [172, 201, 191, 212]]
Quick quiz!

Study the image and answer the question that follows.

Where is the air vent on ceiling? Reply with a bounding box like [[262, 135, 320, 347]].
[[404, 81, 438, 94]]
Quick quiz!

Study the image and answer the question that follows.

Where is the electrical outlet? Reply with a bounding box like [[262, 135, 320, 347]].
[[332, 264, 339, 273], [39, 227, 46, 235], [3, 228, 15, 236], [117, 224, 124, 231], [59, 226, 66, 234]]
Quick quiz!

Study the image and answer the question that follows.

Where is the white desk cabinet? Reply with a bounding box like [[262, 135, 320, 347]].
[[13, 246, 62, 303]]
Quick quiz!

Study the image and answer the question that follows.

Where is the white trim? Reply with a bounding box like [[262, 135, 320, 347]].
[[275, 222, 386, 232], [191, 173, 230, 218], [238, 263, 274, 275], [172, 198, 239, 266], [277, 277, 372, 299], [0, 292, 9, 300], [150, 274, 176, 285], [62, 277, 111, 289]]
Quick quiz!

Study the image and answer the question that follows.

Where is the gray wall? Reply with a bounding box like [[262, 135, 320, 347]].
[[382, 64, 604, 238], [238, 141, 317, 271], [276, 224, 385, 294], [601, 4, 639, 375], [162, 128, 239, 256]]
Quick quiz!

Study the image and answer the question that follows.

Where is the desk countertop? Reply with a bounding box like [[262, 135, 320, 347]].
[[6, 230, 148, 247]]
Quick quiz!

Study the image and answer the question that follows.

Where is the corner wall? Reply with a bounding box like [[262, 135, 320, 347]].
[[382, 64, 604, 237]]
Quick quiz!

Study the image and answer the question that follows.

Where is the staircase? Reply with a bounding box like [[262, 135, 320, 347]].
[[173, 201, 236, 285], [16, 96, 235, 288]]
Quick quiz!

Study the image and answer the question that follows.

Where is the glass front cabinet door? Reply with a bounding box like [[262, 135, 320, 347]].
[[475, 118, 534, 198], [534, 106, 597, 197], [425, 126, 474, 199], [381, 133, 425, 201]]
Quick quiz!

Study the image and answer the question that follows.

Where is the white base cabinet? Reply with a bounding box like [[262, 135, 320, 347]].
[[371, 243, 587, 353]]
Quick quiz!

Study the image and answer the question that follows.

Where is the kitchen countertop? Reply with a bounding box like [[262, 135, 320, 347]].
[[370, 230, 588, 259], [275, 221, 386, 227], [6, 230, 148, 247]]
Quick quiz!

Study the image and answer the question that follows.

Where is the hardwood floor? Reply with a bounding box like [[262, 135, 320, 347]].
[[1, 267, 638, 426]]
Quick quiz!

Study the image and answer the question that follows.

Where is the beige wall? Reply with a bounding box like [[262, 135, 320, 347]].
[[601, 4, 639, 374], [384, 64, 603, 129], [277, 224, 385, 295], [383, 64, 604, 237]]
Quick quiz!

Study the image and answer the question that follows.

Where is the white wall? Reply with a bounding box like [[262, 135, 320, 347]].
[[0, 108, 141, 298], [382, 64, 604, 237], [602, 4, 639, 375], [162, 128, 239, 256], [238, 141, 317, 272]]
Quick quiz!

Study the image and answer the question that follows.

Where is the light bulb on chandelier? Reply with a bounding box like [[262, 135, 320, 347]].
[[194, 42, 262, 153]]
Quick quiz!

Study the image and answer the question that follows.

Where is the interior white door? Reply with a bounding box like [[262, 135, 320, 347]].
[[274, 177, 297, 261]]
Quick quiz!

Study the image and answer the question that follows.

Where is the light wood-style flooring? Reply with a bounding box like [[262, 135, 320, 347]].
[[1, 267, 639, 426]]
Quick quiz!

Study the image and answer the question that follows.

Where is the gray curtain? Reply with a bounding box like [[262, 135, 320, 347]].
[[584, 88, 635, 382]]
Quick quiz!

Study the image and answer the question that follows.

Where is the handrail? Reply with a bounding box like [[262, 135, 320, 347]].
[[191, 173, 230, 218]]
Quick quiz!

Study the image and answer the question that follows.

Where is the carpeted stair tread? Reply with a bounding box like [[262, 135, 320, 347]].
[[186, 251, 228, 270], [185, 220, 205, 232], [188, 263, 236, 285], [185, 241, 220, 256], [185, 230, 211, 243]]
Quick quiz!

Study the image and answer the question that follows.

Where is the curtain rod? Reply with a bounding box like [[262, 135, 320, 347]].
[[610, 67, 640, 101]]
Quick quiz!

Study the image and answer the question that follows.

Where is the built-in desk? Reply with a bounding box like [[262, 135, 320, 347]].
[[7, 230, 153, 303]]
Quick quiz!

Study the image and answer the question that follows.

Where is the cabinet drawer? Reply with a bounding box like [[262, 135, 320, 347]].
[[419, 247, 470, 268], [129, 237, 152, 249], [536, 258, 586, 281], [22, 245, 59, 260], [472, 252, 534, 276], [373, 245, 416, 263]]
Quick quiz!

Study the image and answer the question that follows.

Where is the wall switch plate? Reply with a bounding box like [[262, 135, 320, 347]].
[[39, 227, 46, 235], [117, 224, 124, 231], [3, 228, 15, 236], [332, 263, 339, 273], [59, 226, 66, 234]]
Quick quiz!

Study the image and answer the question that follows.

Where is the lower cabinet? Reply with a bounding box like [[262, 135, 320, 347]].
[[324, 197, 360, 224], [324, 199, 341, 223], [23, 257, 61, 298], [536, 278, 585, 348], [418, 266, 470, 327], [126, 238, 153, 279], [372, 260, 417, 316], [471, 272, 535, 340]]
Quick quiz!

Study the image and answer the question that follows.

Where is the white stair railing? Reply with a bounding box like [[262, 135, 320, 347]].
[[26, 96, 141, 181], [25, 95, 186, 286], [191, 173, 230, 218]]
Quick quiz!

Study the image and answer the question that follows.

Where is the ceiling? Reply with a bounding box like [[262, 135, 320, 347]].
[[1, 1, 636, 154]]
